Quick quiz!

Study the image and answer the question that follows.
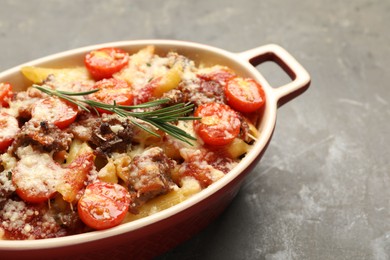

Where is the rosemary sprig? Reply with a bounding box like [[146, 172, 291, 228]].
[[33, 85, 199, 145]]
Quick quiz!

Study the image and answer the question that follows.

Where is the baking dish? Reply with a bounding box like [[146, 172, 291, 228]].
[[0, 40, 310, 259]]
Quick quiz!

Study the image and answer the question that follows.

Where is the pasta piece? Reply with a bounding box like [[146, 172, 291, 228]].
[[114, 46, 155, 86], [124, 177, 201, 221], [247, 120, 260, 140], [152, 62, 183, 97], [97, 160, 118, 184], [64, 139, 91, 165], [112, 153, 132, 183], [0, 153, 17, 171], [226, 138, 250, 159], [157, 140, 182, 160], [21, 66, 91, 85], [56, 150, 95, 203]]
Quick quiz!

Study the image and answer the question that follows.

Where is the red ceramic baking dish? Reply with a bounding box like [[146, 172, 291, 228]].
[[0, 40, 310, 259]]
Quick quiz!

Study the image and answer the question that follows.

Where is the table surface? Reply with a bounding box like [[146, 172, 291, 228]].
[[0, 1, 389, 259]]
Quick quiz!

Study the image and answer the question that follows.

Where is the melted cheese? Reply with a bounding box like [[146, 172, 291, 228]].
[[15, 146, 65, 196], [0, 112, 19, 140]]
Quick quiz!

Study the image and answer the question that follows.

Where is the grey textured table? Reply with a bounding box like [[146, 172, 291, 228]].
[[0, 1, 389, 259]]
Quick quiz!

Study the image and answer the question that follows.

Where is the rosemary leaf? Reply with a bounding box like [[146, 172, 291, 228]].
[[32, 85, 198, 144], [127, 118, 161, 138], [57, 89, 100, 96], [116, 98, 170, 109]]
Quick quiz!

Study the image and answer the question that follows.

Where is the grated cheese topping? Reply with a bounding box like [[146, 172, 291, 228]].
[[14, 146, 65, 196]]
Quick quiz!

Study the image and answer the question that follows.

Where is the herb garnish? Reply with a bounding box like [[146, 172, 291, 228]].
[[33, 85, 199, 144]]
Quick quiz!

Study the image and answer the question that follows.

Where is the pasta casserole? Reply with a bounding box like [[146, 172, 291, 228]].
[[0, 46, 265, 240]]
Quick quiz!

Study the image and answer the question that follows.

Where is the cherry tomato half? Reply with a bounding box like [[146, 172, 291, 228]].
[[0, 112, 19, 152], [193, 102, 241, 146], [84, 47, 129, 80], [197, 67, 236, 85], [78, 182, 131, 230], [0, 82, 13, 107], [225, 77, 265, 113], [31, 97, 78, 129], [12, 153, 61, 203], [88, 78, 133, 114]]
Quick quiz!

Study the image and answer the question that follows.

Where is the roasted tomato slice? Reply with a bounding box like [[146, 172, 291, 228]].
[[31, 97, 78, 129], [88, 78, 133, 114], [12, 149, 63, 203], [193, 102, 241, 146], [57, 151, 95, 203], [0, 82, 13, 107], [225, 77, 265, 113], [78, 182, 131, 230], [0, 112, 19, 152], [84, 47, 129, 80]]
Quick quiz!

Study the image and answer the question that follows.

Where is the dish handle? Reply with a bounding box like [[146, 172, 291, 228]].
[[238, 44, 311, 107]]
